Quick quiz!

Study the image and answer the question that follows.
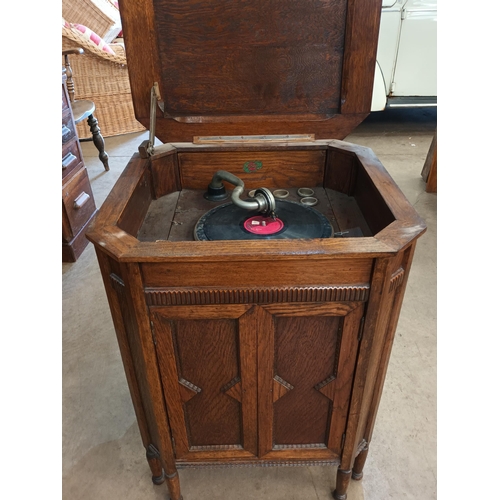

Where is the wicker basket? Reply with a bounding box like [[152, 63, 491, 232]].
[[62, 0, 114, 40], [62, 32, 145, 139], [89, 0, 123, 42]]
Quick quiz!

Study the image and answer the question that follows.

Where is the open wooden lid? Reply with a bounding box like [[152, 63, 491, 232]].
[[119, 0, 382, 143]]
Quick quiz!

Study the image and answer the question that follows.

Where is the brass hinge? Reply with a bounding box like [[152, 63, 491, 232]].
[[358, 316, 366, 341], [193, 134, 315, 144], [139, 83, 163, 158]]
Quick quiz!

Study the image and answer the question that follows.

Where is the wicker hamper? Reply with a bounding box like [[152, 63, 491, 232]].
[[62, 32, 145, 139], [62, 0, 114, 39], [62, 0, 122, 43]]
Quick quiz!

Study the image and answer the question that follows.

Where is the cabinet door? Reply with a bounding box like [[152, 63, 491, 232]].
[[256, 302, 364, 460], [152, 305, 258, 461]]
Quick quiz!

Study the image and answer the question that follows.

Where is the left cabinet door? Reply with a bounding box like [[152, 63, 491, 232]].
[[151, 305, 258, 461]]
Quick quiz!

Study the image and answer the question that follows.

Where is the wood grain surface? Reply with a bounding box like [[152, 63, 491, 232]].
[[86, 3, 424, 500], [179, 150, 326, 190], [153, 0, 347, 118], [118, 0, 379, 141], [273, 315, 340, 445], [174, 318, 242, 447], [340, 0, 382, 114], [141, 258, 374, 287]]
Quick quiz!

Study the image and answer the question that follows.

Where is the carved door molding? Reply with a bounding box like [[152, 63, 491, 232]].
[[152, 305, 258, 460], [152, 301, 364, 462], [256, 302, 364, 460]]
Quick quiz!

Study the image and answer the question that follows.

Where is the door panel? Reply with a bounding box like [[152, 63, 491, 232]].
[[152, 302, 363, 462], [377, 8, 402, 95], [259, 302, 364, 459], [152, 305, 257, 460], [392, 6, 437, 96], [273, 315, 340, 446], [174, 318, 241, 447]]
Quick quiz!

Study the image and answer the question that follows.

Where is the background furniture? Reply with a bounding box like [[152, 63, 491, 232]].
[[62, 70, 97, 262], [62, 0, 145, 139], [63, 48, 109, 171], [421, 132, 437, 193], [62, 0, 121, 43]]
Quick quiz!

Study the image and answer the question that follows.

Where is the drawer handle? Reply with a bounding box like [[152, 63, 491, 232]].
[[62, 125, 73, 144], [62, 152, 77, 169], [74, 192, 90, 209]]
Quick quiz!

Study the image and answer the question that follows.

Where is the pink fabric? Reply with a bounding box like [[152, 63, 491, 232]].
[[70, 24, 115, 55]]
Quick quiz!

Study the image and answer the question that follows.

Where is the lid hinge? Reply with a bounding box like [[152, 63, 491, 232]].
[[193, 134, 315, 144], [139, 83, 162, 158]]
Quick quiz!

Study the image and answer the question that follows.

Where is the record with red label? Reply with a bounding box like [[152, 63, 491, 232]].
[[194, 199, 332, 241]]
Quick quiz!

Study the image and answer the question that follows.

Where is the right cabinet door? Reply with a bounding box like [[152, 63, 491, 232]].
[[256, 302, 364, 460]]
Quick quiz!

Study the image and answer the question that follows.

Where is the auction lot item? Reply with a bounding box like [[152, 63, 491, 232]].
[[87, 1, 426, 499]]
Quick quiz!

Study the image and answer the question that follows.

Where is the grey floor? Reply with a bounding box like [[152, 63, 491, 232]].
[[62, 108, 437, 500]]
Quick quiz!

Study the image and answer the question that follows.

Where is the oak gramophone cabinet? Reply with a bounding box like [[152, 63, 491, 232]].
[[86, 1, 427, 499]]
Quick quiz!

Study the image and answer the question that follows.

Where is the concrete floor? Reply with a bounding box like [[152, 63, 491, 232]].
[[62, 108, 437, 500]]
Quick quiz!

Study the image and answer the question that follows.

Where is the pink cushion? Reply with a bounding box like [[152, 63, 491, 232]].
[[65, 21, 116, 55]]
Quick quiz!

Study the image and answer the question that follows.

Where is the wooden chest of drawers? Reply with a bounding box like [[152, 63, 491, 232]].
[[62, 71, 97, 262]]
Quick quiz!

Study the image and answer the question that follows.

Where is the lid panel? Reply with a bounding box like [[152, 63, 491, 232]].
[[154, 0, 348, 119], [119, 0, 382, 141]]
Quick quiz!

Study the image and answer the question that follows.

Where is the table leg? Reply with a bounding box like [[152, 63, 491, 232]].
[[87, 114, 110, 171]]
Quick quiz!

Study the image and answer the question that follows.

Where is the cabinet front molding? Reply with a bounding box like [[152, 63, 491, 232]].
[[145, 284, 370, 306]]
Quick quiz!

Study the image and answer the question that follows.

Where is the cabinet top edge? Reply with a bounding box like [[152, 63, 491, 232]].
[[87, 225, 425, 263]]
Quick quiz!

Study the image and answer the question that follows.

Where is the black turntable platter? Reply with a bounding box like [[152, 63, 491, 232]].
[[194, 199, 332, 241]]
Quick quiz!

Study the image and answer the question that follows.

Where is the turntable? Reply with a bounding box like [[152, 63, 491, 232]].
[[86, 2, 426, 500], [196, 170, 333, 241]]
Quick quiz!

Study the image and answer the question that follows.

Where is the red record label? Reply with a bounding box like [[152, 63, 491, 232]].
[[243, 215, 284, 235]]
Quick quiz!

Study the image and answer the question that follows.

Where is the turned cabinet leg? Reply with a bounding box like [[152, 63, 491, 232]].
[[87, 114, 109, 171], [333, 468, 352, 500], [146, 445, 165, 485], [165, 471, 183, 500], [145, 445, 182, 499], [352, 442, 369, 481]]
